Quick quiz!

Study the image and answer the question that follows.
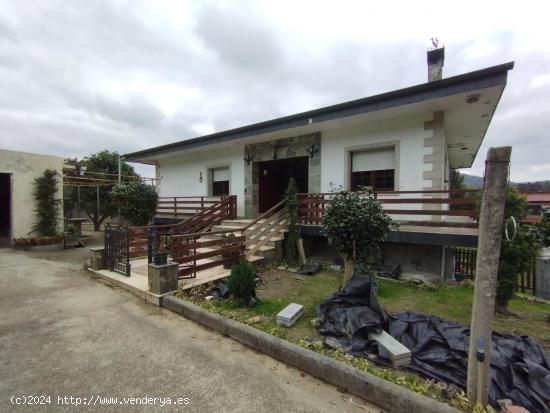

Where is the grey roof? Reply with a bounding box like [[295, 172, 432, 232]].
[[124, 62, 514, 162]]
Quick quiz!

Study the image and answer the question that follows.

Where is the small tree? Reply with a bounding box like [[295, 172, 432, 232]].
[[227, 259, 256, 306], [32, 169, 61, 237], [76, 150, 138, 231], [494, 188, 542, 312], [111, 181, 158, 226], [284, 177, 299, 265], [323, 188, 395, 288]]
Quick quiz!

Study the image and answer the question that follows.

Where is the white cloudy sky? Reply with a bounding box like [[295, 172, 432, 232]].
[[0, 0, 549, 181]]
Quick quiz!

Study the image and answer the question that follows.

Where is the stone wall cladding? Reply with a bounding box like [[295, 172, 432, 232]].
[[244, 133, 321, 217], [423, 112, 446, 220]]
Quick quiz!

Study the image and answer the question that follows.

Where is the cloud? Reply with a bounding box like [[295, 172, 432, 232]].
[[0, 0, 549, 182]]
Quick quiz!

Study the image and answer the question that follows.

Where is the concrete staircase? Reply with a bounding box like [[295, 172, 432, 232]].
[[212, 217, 288, 266]]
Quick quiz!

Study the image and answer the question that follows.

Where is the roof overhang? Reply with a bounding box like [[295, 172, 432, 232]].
[[124, 62, 514, 167]]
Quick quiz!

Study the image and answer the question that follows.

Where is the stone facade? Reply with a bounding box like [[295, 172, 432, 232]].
[[244, 133, 321, 217], [423, 111, 447, 220]]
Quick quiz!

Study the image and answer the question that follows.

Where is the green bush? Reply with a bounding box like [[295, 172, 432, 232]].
[[111, 181, 158, 226], [535, 209, 550, 248], [32, 169, 61, 237], [227, 259, 256, 306], [284, 177, 299, 264], [323, 188, 395, 287], [496, 225, 540, 309]]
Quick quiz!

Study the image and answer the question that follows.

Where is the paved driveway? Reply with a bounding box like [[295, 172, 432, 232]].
[[0, 249, 380, 412]]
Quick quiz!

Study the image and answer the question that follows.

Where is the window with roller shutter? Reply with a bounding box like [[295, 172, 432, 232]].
[[350, 148, 395, 191], [211, 167, 230, 196]]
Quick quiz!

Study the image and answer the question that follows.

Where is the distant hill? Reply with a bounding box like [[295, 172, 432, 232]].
[[462, 174, 484, 188], [459, 173, 550, 192]]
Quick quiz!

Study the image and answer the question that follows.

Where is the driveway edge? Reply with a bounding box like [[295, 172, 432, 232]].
[[162, 294, 461, 413]]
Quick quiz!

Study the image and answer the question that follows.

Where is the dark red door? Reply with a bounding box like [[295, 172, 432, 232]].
[[258, 157, 308, 213]]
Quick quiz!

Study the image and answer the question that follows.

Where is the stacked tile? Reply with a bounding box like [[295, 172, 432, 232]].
[[368, 330, 411, 367], [276, 303, 304, 327]]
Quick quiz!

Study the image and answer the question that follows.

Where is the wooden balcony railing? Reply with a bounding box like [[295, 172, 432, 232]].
[[156, 196, 223, 217], [298, 190, 480, 227]]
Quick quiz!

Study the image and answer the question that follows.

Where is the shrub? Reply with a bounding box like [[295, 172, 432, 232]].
[[227, 259, 256, 306], [496, 225, 540, 311], [111, 181, 158, 226], [535, 208, 550, 248], [323, 188, 395, 288], [32, 169, 61, 237], [284, 177, 299, 264]]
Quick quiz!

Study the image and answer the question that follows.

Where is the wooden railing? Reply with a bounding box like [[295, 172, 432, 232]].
[[455, 247, 537, 295], [298, 190, 480, 227], [156, 198, 288, 279], [128, 195, 237, 258], [168, 229, 246, 279], [236, 198, 288, 256], [156, 196, 222, 217], [455, 247, 477, 278]]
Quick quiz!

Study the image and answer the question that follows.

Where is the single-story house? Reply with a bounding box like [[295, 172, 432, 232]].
[[522, 192, 550, 223], [124, 48, 514, 278], [0, 149, 65, 246]]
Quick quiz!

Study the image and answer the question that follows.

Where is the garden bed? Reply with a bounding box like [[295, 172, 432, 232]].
[[172, 266, 550, 410]]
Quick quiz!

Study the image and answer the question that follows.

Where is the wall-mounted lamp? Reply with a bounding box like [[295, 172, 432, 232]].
[[199, 171, 203, 182], [305, 144, 319, 158], [243, 153, 252, 165]]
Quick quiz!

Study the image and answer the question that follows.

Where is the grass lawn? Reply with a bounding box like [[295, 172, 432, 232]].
[[174, 267, 550, 410], [376, 279, 550, 351]]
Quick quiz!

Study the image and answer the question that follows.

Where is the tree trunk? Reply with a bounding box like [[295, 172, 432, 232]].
[[342, 256, 354, 289]]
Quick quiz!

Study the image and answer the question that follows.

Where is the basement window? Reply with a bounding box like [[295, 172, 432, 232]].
[[351, 148, 395, 191]]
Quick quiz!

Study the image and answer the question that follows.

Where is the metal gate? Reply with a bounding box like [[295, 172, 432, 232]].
[[105, 224, 131, 277]]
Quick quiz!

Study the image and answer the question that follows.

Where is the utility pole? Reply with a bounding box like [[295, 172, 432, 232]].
[[466, 147, 511, 405]]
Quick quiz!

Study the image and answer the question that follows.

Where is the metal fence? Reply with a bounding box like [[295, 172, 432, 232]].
[[105, 224, 131, 277]]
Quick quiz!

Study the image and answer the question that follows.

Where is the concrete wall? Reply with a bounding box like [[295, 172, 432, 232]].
[[157, 145, 246, 217], [0, 150, 64, 240]]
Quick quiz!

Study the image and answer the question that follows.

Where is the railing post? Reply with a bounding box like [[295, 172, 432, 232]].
[[201, 196, 204, 211], [174, 197, 177, 217]]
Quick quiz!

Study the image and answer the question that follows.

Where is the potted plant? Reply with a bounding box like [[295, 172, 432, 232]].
[[64, 224, 80, 248]]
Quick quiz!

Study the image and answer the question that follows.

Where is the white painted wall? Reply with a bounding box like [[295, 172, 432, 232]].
[[0, 150, 64, 240], [157, 145, 246, 216], [155, 114, 449, 222], [321, 115, 430, 192]]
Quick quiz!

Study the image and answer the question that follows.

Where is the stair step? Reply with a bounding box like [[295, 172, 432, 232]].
[[246, 245, 275, 252]]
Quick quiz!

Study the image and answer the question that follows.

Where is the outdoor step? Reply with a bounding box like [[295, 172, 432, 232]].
[[218, 221, 249, 228], [246, 245, 275, 253], [212, 225, 246, 232], [221, 219, 265, 225]]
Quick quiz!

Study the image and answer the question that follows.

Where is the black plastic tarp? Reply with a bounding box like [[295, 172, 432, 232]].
[[316, 275, 550, 413]]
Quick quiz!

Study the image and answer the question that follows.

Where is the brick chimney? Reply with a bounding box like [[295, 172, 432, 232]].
[[427, 47, 444, 82]]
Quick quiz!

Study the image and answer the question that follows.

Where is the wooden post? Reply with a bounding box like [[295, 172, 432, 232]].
[[466, 147, 511, 405]]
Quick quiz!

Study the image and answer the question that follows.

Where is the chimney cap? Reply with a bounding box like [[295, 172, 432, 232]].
[[427, 47, 445, 64]]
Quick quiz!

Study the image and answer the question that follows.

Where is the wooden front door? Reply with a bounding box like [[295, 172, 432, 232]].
[[258, 157, 308, 213]]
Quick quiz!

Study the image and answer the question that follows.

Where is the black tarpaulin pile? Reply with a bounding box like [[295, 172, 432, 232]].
[[316, 275, 550, 413]]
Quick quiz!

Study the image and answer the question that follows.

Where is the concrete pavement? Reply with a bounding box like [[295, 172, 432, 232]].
[[0, 248, 381, 412]]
